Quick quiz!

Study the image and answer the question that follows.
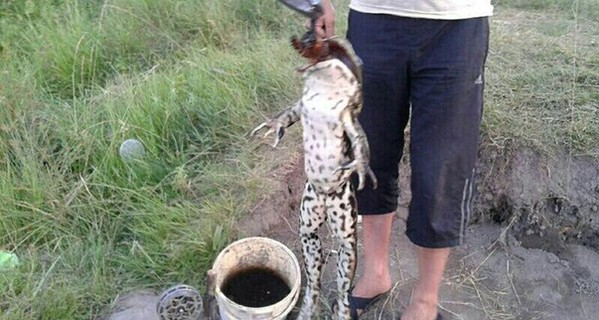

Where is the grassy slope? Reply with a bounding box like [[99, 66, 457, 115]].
[[0, 1, 303, 318], [0, 0, 597, 319], [484, 0, 599, 153]]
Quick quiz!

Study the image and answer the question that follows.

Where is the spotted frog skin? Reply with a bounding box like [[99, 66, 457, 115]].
[[252, 37, 377, 320]]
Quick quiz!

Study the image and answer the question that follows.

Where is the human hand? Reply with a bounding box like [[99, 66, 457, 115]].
[[307, 0, 335, 39]]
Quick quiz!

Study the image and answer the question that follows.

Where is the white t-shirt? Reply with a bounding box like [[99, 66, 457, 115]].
[[349, 0, 493, 20]]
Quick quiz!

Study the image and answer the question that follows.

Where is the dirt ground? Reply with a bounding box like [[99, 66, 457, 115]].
[[106, 144, 599, 320], [237, 145, 599, 320]]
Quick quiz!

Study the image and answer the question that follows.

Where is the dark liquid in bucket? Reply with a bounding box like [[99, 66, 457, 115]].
[[221, 267, 291, 308]]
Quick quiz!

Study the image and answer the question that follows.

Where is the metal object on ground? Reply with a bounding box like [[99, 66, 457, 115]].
[[157, 284, 204, 320]]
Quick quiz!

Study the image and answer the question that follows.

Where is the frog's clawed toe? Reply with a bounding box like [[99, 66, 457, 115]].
[[250, 122, 268, 137], [356, 169, 377, 190], [251, 120, 286, 148], [333, 160, 355, 174], [367, 167, 378, 190], [333, 161, 378, 191]]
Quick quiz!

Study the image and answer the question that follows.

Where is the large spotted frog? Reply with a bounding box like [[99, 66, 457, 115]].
[[252, 36, 377, 320]]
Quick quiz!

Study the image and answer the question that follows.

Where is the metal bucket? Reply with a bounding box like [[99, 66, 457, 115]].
[[209, 237, 301, 320]]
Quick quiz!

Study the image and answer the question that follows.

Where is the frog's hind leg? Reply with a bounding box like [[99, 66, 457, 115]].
[[297, 181, 326, 320], [326, 181, 358, 320]]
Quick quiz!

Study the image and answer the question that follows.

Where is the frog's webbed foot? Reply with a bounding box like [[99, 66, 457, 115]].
[[250, 119, 287, 148], [334, 160, 378, 190]]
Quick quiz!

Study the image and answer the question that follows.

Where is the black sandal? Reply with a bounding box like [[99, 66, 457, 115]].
[[348, 292, 388, 319]]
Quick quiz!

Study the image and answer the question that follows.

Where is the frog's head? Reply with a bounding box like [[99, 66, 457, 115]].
[[291, 36, 363, 84]]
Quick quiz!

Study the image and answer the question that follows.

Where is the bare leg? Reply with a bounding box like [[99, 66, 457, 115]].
[[351, 213, 394, 309], [401, 247, 450, 320]]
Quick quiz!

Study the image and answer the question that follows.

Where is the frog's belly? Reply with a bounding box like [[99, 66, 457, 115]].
[[301, 118, 351, 193]]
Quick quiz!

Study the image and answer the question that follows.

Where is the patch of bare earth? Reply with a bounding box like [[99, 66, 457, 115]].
[[238, 143, 599, 320]]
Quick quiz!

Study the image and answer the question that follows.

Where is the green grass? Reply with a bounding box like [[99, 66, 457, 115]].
[[483, 1, 599, 153], [0, 0, 598, 319], [0, 0, 303, 318], [496, 0, 599, 20]]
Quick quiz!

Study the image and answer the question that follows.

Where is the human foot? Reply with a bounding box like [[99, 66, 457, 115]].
[[352, 272, 391, 298], [400, 300, 440, 320], [347, 289, 389, 319], [349, 274, 392, 317]]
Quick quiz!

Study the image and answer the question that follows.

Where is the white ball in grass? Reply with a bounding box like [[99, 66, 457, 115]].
[[119, 139, 145, 162]]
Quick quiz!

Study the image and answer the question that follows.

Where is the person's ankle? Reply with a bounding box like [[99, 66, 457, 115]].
[[402, 299, 438, 320], [412, 297, 437, 309], [411, 290, 438, 307], [353, 272, 391, 297]]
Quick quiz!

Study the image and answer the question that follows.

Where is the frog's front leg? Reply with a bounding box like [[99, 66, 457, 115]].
[[336, 108, 378, 190], [251, 101, 302, 148]]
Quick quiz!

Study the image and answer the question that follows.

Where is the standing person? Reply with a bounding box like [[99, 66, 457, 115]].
[[313, 1, 493, 319]]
